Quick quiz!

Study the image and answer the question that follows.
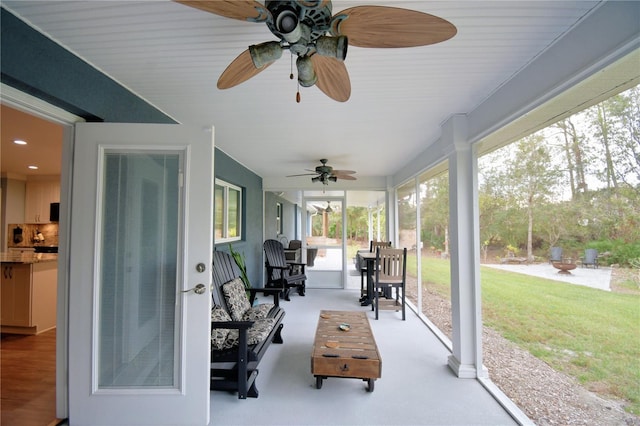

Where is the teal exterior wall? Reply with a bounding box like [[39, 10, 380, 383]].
[[264, 191, 298, 243], [2, 6, 266, 286], [1, 7, 174, 123], [214, 150, 264, 288]]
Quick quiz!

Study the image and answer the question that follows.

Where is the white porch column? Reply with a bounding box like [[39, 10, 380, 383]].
[[445, 115, 486, 378]]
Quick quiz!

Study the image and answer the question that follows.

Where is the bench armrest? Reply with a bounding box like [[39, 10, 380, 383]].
[[248, 287, 281, 306], [211, 320, 253, 330]]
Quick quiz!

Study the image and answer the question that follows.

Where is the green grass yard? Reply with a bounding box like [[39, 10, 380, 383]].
[[407, 254, 640, 415]]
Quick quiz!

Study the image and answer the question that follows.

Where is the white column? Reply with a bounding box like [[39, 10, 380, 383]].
[[445, 115, 486, 378]]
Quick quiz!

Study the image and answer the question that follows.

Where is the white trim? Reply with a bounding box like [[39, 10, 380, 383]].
[[214, 178, 243, 243], [1, 83, 84, 124], [0, 84, 83, 420]]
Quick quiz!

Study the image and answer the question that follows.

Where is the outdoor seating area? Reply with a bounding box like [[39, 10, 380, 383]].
[[208, 287, 517, 425]]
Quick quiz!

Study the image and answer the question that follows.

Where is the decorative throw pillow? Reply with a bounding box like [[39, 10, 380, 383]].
[[242, 303, 275, 321], [211, 306, 232, 351], [222, 278, 251, 321]]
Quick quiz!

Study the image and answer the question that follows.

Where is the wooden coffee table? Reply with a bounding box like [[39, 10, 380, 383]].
[[311, 310, 381, 392]]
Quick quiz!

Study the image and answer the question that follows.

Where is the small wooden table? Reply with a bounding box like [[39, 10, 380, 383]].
[[311, 310, 381, 392]]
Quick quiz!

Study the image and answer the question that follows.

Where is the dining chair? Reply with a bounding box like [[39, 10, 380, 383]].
[[373, 247, 407, 320]]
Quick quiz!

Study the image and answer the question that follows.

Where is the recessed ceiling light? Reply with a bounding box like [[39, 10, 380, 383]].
[[28, 165, 39, 170], [14, 139, 27, 145]]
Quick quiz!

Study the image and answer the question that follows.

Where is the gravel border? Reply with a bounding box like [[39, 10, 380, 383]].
[[407, 280, 640, 426]]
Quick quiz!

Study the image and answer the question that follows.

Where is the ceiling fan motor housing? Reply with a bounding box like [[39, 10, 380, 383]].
[[265, 1, 333, 46]]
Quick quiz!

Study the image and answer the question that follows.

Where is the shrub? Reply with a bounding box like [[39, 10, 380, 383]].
[[587, 240, 640, 266]]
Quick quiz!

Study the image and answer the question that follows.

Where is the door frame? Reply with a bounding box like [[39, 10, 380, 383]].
[[1, 83, 83, 419], [302, 195, 347, 289]]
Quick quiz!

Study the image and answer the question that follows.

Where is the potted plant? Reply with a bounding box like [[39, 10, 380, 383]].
[[229, 244, 252, 300]]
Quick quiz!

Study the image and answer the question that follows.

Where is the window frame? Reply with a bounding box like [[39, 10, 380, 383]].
[[214, 178, 242, 243], [276, 202, 283, 235]]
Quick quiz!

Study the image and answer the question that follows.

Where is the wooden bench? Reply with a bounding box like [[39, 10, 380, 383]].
[[500, 252, 528, 264], [211, 250, 285, 399], [311, 310, 381, 392]]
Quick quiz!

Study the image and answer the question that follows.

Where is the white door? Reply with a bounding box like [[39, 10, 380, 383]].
[[68, 123, 213, 425]]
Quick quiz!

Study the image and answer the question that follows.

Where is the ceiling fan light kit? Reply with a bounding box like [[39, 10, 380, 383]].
[[315, 35, 348, 61], [175, 0, 456, 102], [249, 41, 283, 68], [296, 56, 317, 87]]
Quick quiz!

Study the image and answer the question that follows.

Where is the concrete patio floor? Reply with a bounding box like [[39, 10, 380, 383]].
[[209, 288, 520, 425]]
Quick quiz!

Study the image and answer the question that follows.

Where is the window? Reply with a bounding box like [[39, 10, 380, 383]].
[[276, 202, 283, 235], [215, 179, 242, 242]]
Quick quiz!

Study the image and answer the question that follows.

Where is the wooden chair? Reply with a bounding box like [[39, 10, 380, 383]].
[[359, 241, 392, 299], [581, 248, 599, 268], [264, 239, 307, 301], [373, 247, 407, 320]]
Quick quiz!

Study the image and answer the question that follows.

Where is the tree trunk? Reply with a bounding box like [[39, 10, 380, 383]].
[[596, 103, 619, 189]]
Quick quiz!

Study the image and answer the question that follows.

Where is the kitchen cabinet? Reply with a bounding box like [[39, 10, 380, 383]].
[[24, 179, 60, 223], [1, 259, 57, 334]]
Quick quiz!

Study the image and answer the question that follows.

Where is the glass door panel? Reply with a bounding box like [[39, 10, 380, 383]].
[[99, 151, 180, 388]]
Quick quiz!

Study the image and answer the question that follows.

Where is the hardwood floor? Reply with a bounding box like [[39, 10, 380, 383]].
[[1, 329, 61, 426]]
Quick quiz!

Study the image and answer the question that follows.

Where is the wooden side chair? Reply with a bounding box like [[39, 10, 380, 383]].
[[373, 247, 407, 320], [359, 241, 392, 300], [263, 239, 307, 301]]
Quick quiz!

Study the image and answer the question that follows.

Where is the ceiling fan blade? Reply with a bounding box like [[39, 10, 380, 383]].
[[174, 1, 270, 22], [311, 55, 351, 102], [336, 175, 357, 181], [217, 49, 274, 89], [332, 169, 356, 175], [330, 6, 456, 48], [286, 173, 318, 177]]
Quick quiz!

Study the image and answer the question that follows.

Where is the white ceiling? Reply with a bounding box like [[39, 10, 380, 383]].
[[1, 1, 635, 187]]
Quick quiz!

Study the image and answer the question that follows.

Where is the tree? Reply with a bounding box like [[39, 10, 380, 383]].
[[420, 172, 449, 251], [554, 117, 589, 198], [481, 135, 561, 260]]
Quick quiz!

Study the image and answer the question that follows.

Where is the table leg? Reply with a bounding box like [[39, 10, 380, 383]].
[[361, 258, 375, 306]]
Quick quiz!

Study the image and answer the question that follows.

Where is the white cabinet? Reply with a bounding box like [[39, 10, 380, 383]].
[[24, 179, 60, 223], [1, 264, 32, 326], [1, 261, 57, 334]]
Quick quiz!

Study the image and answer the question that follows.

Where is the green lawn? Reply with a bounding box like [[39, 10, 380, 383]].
[[407, 255, 640, 415]]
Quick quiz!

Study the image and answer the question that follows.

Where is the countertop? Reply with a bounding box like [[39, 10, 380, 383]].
[[0, 252, 58, 264]]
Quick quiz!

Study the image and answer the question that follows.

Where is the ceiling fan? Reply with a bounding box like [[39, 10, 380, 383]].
[[175, 1, 457, 102], [312, 201, 334, 213], [287, 158, 356, 185]]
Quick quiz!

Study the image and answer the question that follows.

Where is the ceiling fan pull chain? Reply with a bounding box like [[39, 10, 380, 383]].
[[296, 80, 301, 103], [290, 52, 294, 80]]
